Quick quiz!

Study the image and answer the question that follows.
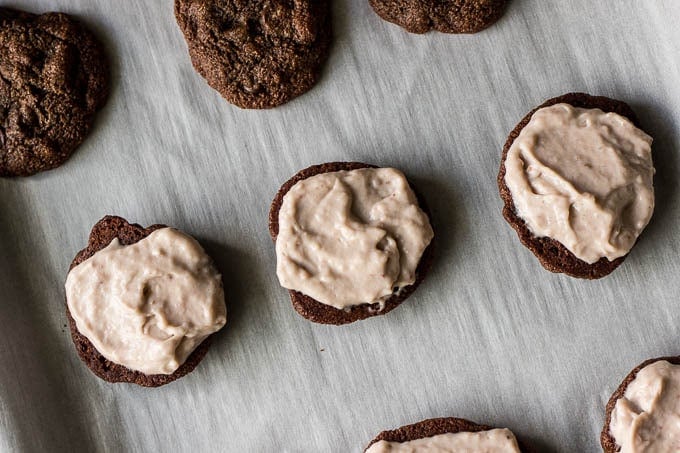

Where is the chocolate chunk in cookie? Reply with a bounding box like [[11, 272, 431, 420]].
[[269, 162, 435, 325], [0, 8, 109, 177], [497, 93, 653, 279], [66, 216, 224, 387], [175, 0, 332, 109], [368, 0, 509, 34]]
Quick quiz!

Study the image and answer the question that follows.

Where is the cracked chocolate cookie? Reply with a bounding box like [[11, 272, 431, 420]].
[[368, 0, 509, 34], [0, 8, 109, 177], [365, 417, 527, 452], [175, 0, 332, 109], [498, 93, 654, 279], [269, 162, 434, 325], [65, 216, 227, 387]]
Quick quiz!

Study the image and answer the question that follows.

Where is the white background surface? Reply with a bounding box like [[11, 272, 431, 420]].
[[1, 0, 679, 451]]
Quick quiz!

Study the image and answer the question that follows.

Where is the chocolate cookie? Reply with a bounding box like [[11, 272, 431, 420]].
[[497, 93, 644, 279], [66, 216, 215, 387], [365, 417, 528, 451], [601, 356, 680, 453], [269, 162, 434, 325], [368, 0, 509, 34], [0, 8, 109, 177], [175, 0, 332, 109]]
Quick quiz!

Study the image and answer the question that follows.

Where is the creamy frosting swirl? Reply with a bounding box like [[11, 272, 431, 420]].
[[65, 228, 227, 375], [504, 103, 654, 264], [610, 360, 680, 453], [276, 167, 433, 309]]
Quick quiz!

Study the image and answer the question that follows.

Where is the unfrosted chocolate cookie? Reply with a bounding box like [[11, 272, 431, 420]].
[[601, 356, 680, 453], [66, 216, 216, 387], [269, 162, 434, 325], [368, 0, 509, 34], [0, 8, 109, 177], [497, 93, 647, 279], [365, 417, 528, 451], [175, 0, 332, 109]]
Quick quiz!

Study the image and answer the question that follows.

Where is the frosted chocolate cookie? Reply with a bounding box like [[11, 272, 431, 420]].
[[365, 417, 524, 452], [368, 0, 509, 34], [269, 162, 434, 325], [601, 356, 680, 453], [498, 93, 655, 279], [65, 216, 227, 387], [0, 8, 109, 177], [174, 0, 332, 109]]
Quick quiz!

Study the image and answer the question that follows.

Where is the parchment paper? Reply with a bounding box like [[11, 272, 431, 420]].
[[1, 0, 679, 451]]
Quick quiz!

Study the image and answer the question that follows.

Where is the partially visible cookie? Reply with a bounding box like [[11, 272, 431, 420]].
[[498, 93, 654, 279], [0, 8, 109, 177], [65, 216, 226, 387], [269, 162, 435, 325], [175, 0, 332, 109], [368, 0, 509, 34], [365, 417, 526, 452], [601, 356, 680, 453]]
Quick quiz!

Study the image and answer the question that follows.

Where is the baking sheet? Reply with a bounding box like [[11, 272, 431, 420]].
[[1, 0, 679, 451]]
